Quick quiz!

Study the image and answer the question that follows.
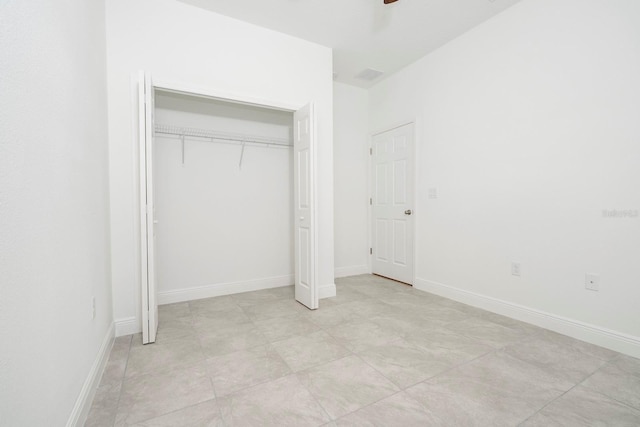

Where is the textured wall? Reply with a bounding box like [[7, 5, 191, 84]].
[[370, 0, 640, 352], [0, 1, 112, 425]]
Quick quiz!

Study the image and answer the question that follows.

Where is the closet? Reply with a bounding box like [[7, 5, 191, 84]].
[[154, 91, 294, 296], [138, 74, 317, 344]]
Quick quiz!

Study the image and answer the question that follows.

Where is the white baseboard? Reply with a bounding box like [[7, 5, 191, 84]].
[[66, 323, 114, 427], [319, 283, 337, 299], [414, 278, 640, 359], [158, 275, 294, 305], [115, 317, 139, 337], [335, 264, 369, 278]]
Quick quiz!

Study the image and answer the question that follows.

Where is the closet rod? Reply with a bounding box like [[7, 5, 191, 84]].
[[154, 124, 292, 148]]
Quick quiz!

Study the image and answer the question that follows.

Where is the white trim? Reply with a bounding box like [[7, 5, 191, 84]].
[[319, 283, 337, 299], [158, 275, 294, 305], [66, 323, 114, 427], [152, 78, 299, 112], [414, 278, 640, 359], [335, 265, 369, 278], [115, 317, 140, 337]]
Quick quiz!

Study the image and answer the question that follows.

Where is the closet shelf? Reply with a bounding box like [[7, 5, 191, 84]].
[[154, 124, 292, 148]]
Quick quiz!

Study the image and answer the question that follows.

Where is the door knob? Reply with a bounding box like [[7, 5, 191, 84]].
[[404, 210, 412, 215]]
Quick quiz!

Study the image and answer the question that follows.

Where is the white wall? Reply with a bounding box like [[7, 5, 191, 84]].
[[333, 83, 370, 277], [106, 0, 334, 335], [0, 1, 112, 425], [369, 0, 640, 355], [154, 93, 294, 302]]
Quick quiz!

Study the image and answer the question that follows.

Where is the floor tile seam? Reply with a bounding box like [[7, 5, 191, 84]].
[[578, 377, 640, 413], [192, 323, 222, 403], [515, 375, 587, 426], [406, 347, 499, 389], [123, 355, 209, 383], [329, 389, 410, 423], [293, 371, 335, 424], [211, 368, 294, 402], [489, 348, 597, 391], [512, 350, 621, 425], [111, 336, 135, 425], [122, 396, 218, 426]]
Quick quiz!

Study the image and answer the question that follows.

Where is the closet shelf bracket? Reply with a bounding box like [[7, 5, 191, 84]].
[[239, 142, 246, 170]]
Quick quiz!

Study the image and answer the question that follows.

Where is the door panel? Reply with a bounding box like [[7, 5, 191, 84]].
[[371, 123, 415, 284], [139, 71, 158, 344], [294, 104, 317, 309]]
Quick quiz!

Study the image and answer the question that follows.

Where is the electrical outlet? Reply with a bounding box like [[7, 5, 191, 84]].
[[428, 187, 438, 199], [92, 297, 96, 319], [511, 262, 521, 277], [585, 274, 600, 291]]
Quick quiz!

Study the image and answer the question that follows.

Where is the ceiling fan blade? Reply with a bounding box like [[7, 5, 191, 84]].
[[384, 0, 399, 4]]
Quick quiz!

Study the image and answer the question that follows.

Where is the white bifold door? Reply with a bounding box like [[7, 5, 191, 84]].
[[371, 123, 415, 284], [138, 71, 158, 344], [293, 104, 318, 309], [139, 78, 318, 340]]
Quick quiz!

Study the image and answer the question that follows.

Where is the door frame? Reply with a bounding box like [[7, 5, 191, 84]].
[[137, 74, 319, 342], [367, 119, 418, 285]]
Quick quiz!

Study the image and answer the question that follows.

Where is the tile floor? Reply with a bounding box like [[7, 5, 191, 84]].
[[86, 274, 640, 426]]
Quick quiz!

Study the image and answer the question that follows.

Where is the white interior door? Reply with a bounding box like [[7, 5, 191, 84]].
[[371, 123, 415, 284], [293, 103, 318, 309], [138, 71, 158, 344]]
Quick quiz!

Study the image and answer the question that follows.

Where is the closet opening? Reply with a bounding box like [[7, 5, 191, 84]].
[[138, 73, 318, 344]]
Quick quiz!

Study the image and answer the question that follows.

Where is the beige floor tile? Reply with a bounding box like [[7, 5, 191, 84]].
[[338, 300, 398, 318], [231, 286, 294, 307], [402, 328, 493, 367], [131, 400, 223, 427], [117, 363, 215, 425], [320, 286, 370, 307], [503, 332, 610, 383], [406, 352, 573, 426], [368, 311, 444, 336], [326, 319, 401, 353], [101, 346, 129, 386], [582, 354, 640, 410], [297, 355, 399, 419], [87, 275, 627, 427], [206, 344, 291, 396], [198, 322, 268, 358], [302, 304, 364, 329], [444, 316, 530, 348], [334, 392, 446, 427], [85, 382, 122, 427], [188, 295, 238, 314], [156, 316, 196, 342], [125, 335, 205, 378], [218, 375, 330, 426], [157, 302, 191, 320], [241, 299, 309, 321], [358, 338, 458, 388], [272, 331, 351, 372], [255, 314, 321, 342], [522, 385, 640, 426], [479, 311, 543, 336], [192, 307, 252, 333]]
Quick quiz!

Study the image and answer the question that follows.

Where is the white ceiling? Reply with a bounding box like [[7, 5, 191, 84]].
[[179, 0, 523, 88]]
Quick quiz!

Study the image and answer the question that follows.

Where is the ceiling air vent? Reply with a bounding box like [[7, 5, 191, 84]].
[[355, 68, 384, 81]]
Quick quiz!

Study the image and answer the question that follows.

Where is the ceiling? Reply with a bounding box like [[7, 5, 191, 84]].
[[179, 0, 523, 88]]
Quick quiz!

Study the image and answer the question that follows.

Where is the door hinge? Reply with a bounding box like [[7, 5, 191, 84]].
[[369, 147, 373, 155], [370, 248, 373, 255], [369, 197, 372, 205]]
